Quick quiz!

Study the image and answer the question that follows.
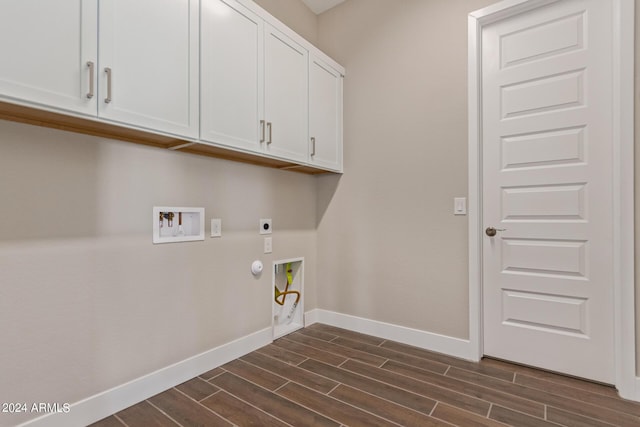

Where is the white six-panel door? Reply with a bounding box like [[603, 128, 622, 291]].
[[481, 0, 614, 383]]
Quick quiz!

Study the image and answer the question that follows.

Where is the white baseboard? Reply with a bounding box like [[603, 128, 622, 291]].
[[308, 309, 474, 361], [633, 376, 640, 401], [304, 307, 320, 325], [19, 327, 272, 427]]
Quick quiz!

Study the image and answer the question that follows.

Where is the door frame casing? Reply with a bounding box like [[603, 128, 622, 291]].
[[467, 0, 636, 399]]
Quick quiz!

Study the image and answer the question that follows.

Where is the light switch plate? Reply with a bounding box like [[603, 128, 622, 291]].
[[264, 237, 272, 253], [211, 218, 222, 237], [454, 197, 467, 215]]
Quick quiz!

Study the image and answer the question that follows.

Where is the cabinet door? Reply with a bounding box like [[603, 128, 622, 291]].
[[201, 0, 263, 152], [309, 56, 343, 172], [264, 25, 308, 163], [98, 0, 199, 138], [0, 0, 97, 115]]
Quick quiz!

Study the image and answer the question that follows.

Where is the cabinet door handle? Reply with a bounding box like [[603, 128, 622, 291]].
[[104, 67, 112, 103], [260, 120, 265, 143], [310, 137, 316, 156], [86, 61, 95, 99], [267, 122, 272, 144]]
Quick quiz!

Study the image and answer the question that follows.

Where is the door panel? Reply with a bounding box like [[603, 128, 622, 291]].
[[0, 0, 97, 115], [482, 0, 614, 383], [309, 56, 343, 171], [264, 25, 308, 162], [501, 290, 587, 335], [200, 0, 263, 151], [501, 126, 585, 170], [98, 0, 199, 138]]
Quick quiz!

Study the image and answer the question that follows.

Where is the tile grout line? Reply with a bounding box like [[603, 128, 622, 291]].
[[291, 332, 388, 367], [338, 358, 495, 415], [267, 379, 347, 426], [274, 337, 349, 366], [516, 372, 624, 399], [513, 370, 640, 413], [273, 341, 434, 425], [112, 414, 129, 427], [483, 358, 624, 399], [337, 358, 349, 368], [145, 398, 188, 427], [294, 347, 445, 424], [430, 401, 441, 418], [546, 403, 635, 426], [311, 324, 389, 347], [238, 353, 342, 395], [381, 357, 548, 419], [280, 335, 356, 366], [455, 364, 640, 423], [309, 331, 558, 421], [171, 386, 234, 425], [273, 380, 291, 393], [321, 333, 455, 374], [100, 325, 640, 427], [255, 346, 307, 367], [304, 337, 501, 413], [275, 328, 640, 425], [211, 383, 296, 427], [201, 369, 226, 382], [326, 382, 342, 395], [275, 378, 405, 427], [378, 358, 389, 368]]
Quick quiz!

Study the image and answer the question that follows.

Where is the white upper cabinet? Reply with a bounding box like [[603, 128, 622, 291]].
[[0, 0, 98, 115], [98, 0, 199, 138], [201, 6, 310, 164], [263, 24, 308, 163], [309, 56, 343, 172], [200, 0, 263, 151], [0, 0, 342, 172]]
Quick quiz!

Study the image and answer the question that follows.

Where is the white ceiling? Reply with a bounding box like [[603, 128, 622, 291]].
[[301, 0, 346, 14]]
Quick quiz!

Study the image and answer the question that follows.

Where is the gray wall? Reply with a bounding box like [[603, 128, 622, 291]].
[[315, 0, 495, 339], [0, 122, 318, 426]]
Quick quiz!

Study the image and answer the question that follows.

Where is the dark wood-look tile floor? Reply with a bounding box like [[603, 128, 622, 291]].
[[90, 323, 640, 427]]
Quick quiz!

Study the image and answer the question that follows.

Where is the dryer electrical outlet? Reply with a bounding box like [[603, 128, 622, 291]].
[[260, 218, 272, 234]]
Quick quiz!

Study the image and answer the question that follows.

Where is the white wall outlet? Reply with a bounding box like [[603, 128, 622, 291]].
[[211, 218, 222, 237], [264, 236, 272, 253], [454, 197, 467, 215], [153, 207, 205, 244], [260, 218, 272, 235]]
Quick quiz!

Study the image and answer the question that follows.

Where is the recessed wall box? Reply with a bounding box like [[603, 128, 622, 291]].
[[153, 207, 205, 244], [273, 257, 304, 339]]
